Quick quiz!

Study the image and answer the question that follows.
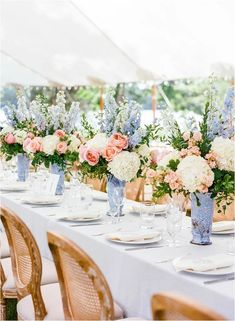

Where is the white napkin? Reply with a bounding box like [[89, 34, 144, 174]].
[[60, 209, 101, 220], [0, 181, 29, 191], [212, 221, 235, 232], [22, 195, 61, 204], [92, 191, 108, 201], [173, 254, 234, 272], [107, 230, 161, 242], [129, 204, 167, 214]]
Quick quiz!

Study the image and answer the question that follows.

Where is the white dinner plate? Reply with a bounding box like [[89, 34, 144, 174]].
[[125, 206, 166, 216], [0, 182, 29, 192], [212, 230, 235, 235], [58, 213, 103, 222], [21, 195, 62, 205], [106, 234, 162, 245]]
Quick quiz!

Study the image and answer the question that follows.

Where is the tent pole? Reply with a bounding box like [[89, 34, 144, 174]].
[[100, 87, 104, 110], [151, 84, 157, 123]]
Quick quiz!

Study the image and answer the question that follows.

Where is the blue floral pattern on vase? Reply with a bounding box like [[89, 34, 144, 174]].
[[50, 164, 64, 195], [191, 193, 213, 245], [17, 153, 30, 182], [107, 175, 125, 217]]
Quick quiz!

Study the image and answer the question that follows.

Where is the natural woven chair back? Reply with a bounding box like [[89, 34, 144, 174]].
[[152, 293, 225, 320], [47, 231, 114, 320], [0, 207, 47, 320]]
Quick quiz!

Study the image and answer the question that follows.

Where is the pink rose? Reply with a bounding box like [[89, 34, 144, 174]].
[[84, 147, 100, 166], [146, 168, 156, 178], [27, 132, 35, 139], [183, 131, 190, 141], [23, 138, 31, 151], [198, 185, 208, 193], [28, 138, 42, 153], [4, 133, 16, 144], [193, 131, 202, 142], [108, 133, 128, 151], [54, 130, 65, 138], [164, 171, 182, 190], [102, 145, 119, 161], [56, 141, 68, 154], [179, 149, 188, 158], [189, 146, 201, 156]]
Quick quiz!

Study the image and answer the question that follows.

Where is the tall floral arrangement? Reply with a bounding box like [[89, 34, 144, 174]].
[[152, 76, 234, 212], [26, 91, 81, 170], [78, 90, 158, 181], [0, 93, 37, 160]]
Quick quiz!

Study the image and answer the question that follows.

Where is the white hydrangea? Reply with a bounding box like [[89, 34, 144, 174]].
[[211, 137, 234, 171], [176, 155, 214, 193], [1, 126, 14, 135], [14, 129, 28, 144], [42, 135, 60, 155], [67, 135, 81, 152], [86, 133, 108, 152], [108, 151, 141, 182], [136, 144, 151, 158], [158, 149, 179, 168]]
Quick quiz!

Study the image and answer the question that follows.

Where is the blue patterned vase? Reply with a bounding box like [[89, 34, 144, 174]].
[[191, 193, 213, 245], [107, 175, 125, 217], [17, 153, 30, 182], [50, 164, 64, 195]]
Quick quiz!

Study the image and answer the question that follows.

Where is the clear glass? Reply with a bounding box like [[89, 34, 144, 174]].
[[139, 201, 155, 229], [166, 206, 182, 247], [80, 184, 93, 210]]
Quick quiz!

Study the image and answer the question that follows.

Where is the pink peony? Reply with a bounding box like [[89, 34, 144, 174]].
[[164, 171, 182, 190], [27, 132, 35, 139], [54, 130, 65, 138], [102, 145, 119, 161], [108, 133, 128, 151], [193, 131, 202, 142], [146, 168, 156, 178], [56, 141, 68, 154], [4, 133, 16, 144], [183, 131, 190, 141], [79, 145, 100, 166]]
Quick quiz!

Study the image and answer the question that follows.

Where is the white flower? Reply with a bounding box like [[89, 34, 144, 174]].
[[1, 126, 14, 135], [211, 137, 234, 171], [176, 155, 214, 193], [14, 129, 28, 144], [67, 135, 81, 152], [86, 133, 108, 152], [137, 144, 151, 158], [108, 151, 141, 182], [158, 149, 179, 168], [42, 135, 60, 155]]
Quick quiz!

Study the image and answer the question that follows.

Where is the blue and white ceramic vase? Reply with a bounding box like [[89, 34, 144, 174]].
[[50, 163, 64, 195], [17, 153, 30, 182], [191, 193, 213, 245], [107, 175, 125, 217]]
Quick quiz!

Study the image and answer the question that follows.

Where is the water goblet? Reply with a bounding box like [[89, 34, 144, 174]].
[[139, 201, 155, 229], [166, 206, 182, 247]]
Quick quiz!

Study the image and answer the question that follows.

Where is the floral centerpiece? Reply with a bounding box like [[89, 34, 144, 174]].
[[78, 91, 158, 216], [25, 91, 81, 194], [0, 93, 37, 181], [151, 79, 234, 245]]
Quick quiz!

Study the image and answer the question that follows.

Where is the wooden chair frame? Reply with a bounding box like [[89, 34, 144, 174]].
[[0, 207, 47, 320], [152, 292, 225, 320], [48, 231, 115, 320]]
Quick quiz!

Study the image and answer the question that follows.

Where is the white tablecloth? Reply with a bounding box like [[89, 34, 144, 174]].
[[1, 193, 234, 320]]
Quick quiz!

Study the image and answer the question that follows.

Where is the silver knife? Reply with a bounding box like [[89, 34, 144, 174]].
[[69, 222, 104, 227], [125, 244, 165, 251], [204, 275, 235, 285]]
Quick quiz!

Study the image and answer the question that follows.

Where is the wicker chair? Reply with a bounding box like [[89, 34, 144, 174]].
[[0, 207, 62, 320], [125, 178, 145, 202], [152, 293, 225, 320], [47, 231, 124, 320], [0, 231, 10, 258]]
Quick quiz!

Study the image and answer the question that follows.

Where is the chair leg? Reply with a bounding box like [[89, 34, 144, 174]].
[[0, 295, 6, 321]]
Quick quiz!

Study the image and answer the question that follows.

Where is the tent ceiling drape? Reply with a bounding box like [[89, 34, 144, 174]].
[[0, 0, 234, 86]]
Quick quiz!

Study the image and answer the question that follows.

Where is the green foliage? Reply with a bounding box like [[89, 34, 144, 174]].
[[79, 157, 108, 179], [140, 124, 160, 146], [80, 113, 97, 139], [168, 159, 180, 171], [0, 142, 23, 160], [198, 101, 212, 156]]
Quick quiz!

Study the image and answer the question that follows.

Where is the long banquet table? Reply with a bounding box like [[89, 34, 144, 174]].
[[1, 192, 234, 320]]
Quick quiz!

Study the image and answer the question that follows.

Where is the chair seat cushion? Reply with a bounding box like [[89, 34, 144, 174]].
[[17, 283, 64, 320], [0, 232, 10, 258], [1, 257, 58, 292]]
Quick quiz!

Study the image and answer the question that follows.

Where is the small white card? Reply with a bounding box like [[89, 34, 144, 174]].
[[45, 174, 60, 195]]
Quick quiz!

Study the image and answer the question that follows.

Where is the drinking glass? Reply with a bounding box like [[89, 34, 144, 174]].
[[80, 184, 93, 209], [110, 186, 123, 224], [166, 206, 182, 247], [139, 201, 155, 229]]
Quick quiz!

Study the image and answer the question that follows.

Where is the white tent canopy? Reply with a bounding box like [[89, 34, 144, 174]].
[[0, 0, 234, 86]]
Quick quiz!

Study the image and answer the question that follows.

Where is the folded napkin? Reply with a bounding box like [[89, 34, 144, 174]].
[[106, 230, 161, 242], [173, 254, 234, 272], [1, 181, 29, 190], [129, 204, 167, 214], [22, 195, 61, 204], [212, 221, 235, 232], [60, 209, 101, 220], [92, 191, 108, 201]]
